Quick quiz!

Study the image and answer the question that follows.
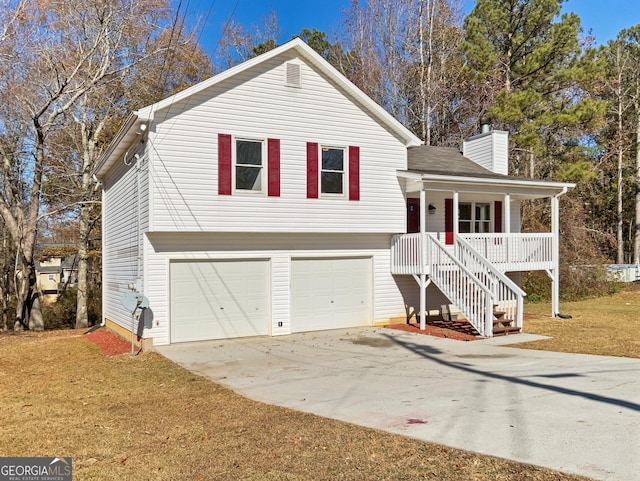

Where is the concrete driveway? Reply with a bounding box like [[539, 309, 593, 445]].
[[157, 327, 640, 481]]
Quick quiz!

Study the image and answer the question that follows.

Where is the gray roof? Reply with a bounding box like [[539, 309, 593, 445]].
[[406, 146, 515, 180]]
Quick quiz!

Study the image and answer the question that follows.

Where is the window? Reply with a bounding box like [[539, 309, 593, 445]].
[[48, 274, 56, 282], [459, 202, 491, 233], [235, 139, 263, 191], [321, 147, 344, 194]]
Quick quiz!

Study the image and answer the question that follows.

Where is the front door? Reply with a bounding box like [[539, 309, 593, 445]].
[[407, 198, 420, 233]]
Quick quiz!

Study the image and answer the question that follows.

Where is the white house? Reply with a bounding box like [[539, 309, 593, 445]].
[[95, 38, 573, 347]]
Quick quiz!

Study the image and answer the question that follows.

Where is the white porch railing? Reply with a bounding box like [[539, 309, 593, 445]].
[[425, 235, 494, 336], [390, 232, 529, 336], [455, 236, 526, 329], [390, 233, 424, 275], [460, 233, 553, 272]]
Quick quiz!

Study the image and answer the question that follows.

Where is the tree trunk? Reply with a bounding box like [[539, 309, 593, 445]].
[[75, 204, 90, 329], [27, 263, 44, 331], [14, 252, 43, 331], [635, 110, 640, 264], [617, 86, 625, 265], [618, 145, 625, 264]]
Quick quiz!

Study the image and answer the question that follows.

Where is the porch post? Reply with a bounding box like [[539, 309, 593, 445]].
[[453, 190, 459, 238], [551, 194, 560, 318], [419, 188, 426, 330], [503, 194, 511, 234], [504, 193, 511, 263]]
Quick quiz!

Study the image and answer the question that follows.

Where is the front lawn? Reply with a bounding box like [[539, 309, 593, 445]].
[[520, 284, 640, 358], [0, 330, 590, 481]]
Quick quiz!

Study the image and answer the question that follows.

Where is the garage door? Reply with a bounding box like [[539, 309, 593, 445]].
[[291, 257, 372, 333], [170, 260, 269, 343]]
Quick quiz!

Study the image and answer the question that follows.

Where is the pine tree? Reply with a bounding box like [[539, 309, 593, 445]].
[[462, 0, 603, 177]]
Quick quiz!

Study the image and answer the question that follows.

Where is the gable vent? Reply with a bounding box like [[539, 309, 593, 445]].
[[285, 62, 301, 88]]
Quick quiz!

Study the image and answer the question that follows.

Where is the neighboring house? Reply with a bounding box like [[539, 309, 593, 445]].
[[36, 256, 78, 304], [95, 38, 573, 347]]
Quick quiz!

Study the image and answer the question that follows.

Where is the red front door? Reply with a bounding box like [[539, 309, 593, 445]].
[[407, 198, 420, 233], [445, 198, 454, 244]]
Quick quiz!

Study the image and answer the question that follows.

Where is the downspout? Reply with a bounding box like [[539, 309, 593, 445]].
[[419, 188, 426, 330], [100, 184, 106, 327]]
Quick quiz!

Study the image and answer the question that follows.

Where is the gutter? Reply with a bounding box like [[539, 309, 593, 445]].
[[93, 112, 138, 177], [397, 170, 575, 194]]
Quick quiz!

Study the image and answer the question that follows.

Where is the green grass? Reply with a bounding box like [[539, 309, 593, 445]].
[[519, 284, 640, 358]]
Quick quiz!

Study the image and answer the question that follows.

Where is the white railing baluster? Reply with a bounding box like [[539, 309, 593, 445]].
[[391, 232, 545, 336], [460, 233, 554, 271], [425, 234, 493, 336], [454, 236, 527, 330]]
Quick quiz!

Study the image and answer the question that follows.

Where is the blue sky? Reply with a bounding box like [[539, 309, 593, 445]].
[[187, 0, 640, 58]]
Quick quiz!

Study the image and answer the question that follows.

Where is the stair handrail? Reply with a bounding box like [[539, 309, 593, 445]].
[[455, 236, 526, 295], [454, 235, 526, 328], [425, 233, 494, 336]]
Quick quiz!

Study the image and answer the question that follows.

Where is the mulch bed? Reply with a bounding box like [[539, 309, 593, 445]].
[[386, 320, 479, 341], [84, 328, 133, 356]]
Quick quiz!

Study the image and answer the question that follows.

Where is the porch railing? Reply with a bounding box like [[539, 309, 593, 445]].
[[390, 233, 424, 275], [455, 236, 526, 329], [460, 233, 553, 271], [391, 232, 528, 335], [391, 232, 554, 275]]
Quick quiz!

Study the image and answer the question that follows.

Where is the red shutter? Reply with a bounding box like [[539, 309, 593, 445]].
[[348, 146, 360, 201], [445, 198, 454, 245], [268, 138, 280, 197], [494, 200, 503, 233], [218, 133, 232, 195], [307, 142, 318, 199]]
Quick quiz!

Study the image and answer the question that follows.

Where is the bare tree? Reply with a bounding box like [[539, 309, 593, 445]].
[[215, 9, 281, 70], [39, 3, 213, 329], [340, 0, 463, 144], [0, 0, 198, 330]]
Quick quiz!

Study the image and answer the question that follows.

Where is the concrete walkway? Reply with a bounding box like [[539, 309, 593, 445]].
[[158, 328, 640, 481]]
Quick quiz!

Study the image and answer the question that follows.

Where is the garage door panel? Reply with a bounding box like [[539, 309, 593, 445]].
[[170, 260, 269, 343], [291, 257, 372, 333]]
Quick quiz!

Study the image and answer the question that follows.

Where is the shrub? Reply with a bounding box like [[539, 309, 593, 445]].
[[43, 287, 102, 329]]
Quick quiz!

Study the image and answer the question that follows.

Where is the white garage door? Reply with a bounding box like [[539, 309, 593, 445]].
[[170, 260, 269, 343], [291, 257, 372, 333]]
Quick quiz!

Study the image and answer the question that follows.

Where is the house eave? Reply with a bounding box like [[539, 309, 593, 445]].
[[398, 171, 575, 198], [94, 112, 151, 179]]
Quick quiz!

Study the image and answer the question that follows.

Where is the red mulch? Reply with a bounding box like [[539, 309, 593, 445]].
[[386, 321, 479, 341], [84, 328, 133, 356]]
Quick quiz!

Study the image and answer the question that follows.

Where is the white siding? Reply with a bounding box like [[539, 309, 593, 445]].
[[143, 233, 408, 345], [102, 140, 149, 332], [148, 51, 408, 234], [463, 131, 509, 175], [510, 200, 521, 233]]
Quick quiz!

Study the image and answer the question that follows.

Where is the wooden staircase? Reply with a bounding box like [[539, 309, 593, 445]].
[[492, 305, 521, 336], [440, 303, 521, 337]]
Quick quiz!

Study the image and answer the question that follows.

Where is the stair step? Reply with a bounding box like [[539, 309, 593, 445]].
[[493, 317, 513, 326], [493, 310, 506, 319], [492, 326, 521, 336]]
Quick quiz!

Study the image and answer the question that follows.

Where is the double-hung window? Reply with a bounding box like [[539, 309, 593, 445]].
[[321, 147, 344, 195], [459, 202, 491, 233], [235, 139, 263, 192]]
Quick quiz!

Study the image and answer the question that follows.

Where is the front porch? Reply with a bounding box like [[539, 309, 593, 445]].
[[395, 162, 572, 337]]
